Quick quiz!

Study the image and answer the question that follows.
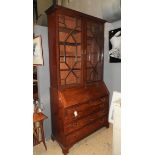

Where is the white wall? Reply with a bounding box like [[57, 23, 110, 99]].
[[62, 0, 121, 22], [104, 20, 121, 103], [34, 25, 51, 140], [35, 0, 120, 25], [36, 0, 53, 26]]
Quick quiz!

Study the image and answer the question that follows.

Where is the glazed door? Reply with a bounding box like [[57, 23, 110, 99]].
[[58, 14, 83, 88], [85, 20, 104, 83]]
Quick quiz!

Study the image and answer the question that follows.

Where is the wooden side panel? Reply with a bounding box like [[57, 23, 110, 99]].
[[48, 12, 58, 87], [47, 11, 60, 140]]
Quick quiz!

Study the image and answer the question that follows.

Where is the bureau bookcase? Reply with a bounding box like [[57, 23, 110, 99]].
[[46, 5, 109, 155]]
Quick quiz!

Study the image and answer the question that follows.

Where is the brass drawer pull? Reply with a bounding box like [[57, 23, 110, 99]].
[[90, 118, 95, 121], [74, 111, 78, 117], [100, 97, 106, 102]]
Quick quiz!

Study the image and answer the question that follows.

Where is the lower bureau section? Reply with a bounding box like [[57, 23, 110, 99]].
[[50, 82, 109, 154], [65, 116, 108, 146]]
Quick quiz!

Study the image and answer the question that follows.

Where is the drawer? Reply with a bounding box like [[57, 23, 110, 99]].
[[64, 109, 108, 135], [64, 96, 108, 124], [65, 116, 108, 145]]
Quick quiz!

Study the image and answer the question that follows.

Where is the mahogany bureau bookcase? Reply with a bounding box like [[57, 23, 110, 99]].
[[46, 5, 109, 155]]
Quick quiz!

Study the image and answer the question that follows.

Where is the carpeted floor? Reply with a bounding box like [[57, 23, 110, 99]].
[[33, 125, 113, 155]]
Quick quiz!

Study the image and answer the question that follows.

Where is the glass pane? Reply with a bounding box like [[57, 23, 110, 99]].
[[86, 21, 104, 83], [66, 72, 77, 85], [58, 14, 82, 87]]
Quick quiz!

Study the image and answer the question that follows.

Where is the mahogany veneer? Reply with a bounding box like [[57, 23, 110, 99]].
[[46, 5, 109, 155]]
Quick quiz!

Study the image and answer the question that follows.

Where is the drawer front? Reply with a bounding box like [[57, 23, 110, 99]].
[[66, 116, 108, 145], [64, 96, 108, 124], [64, 109, 108, 135]]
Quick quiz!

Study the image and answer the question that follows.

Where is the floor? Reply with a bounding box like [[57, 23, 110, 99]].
[[33, 125, 113, 155]]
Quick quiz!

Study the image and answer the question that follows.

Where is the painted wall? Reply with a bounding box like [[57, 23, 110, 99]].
[[104, 20, 121, 103], [35, 0, 120, 26], [34, 25, 51, 140], [36, 0, 53, 26], [62, 0, 121, 22]]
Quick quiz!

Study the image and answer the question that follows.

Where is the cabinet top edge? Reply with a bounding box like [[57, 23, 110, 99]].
[[45, 4, 107, 23]]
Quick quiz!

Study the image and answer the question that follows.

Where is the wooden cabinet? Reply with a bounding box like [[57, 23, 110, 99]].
[[46, 5, 109, 155]]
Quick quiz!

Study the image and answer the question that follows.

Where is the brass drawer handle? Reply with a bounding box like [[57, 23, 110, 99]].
[[59, 97, 61, 102], [100, 97, 106, 102], [100, 117, 107, 123], [99, 119, 104, 123], [73, 111, 78, 117], [90, 118, 95, 121]]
